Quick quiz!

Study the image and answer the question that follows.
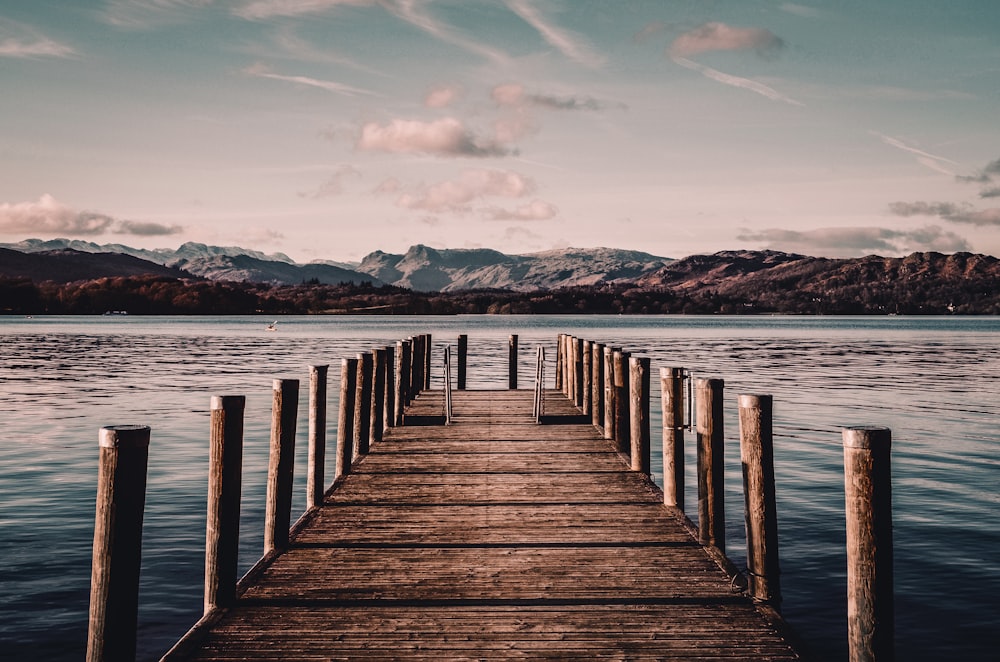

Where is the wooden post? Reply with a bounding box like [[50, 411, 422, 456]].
[[395, 340, 409, 422], [843, 426, 894, 662], [591, 342, 604, 429], [204, 396, 244, 615], [613, 349, 630, 452], [410, 336, 422, 397], [354, 352, 373, 456], [306, 365, 327, 511], [335, 357, 357, 480], [370, 348, 386, 445], [629, 356, 651, 474], [555, 333, 564, 391], [457, 334, 468, 390], [86, 425, 150, 662], [423, 333, 432, 390], [582, 340, 592, 416], [384, 345, 395, 429], [739, 394, 781, 611], [508, 334, 518, 389], [264, 379, 298, 555], [574, 337, 584, 407], [661, 367, 685, 512], [695, 378, 725, 552], [602, 346, 615, 440]]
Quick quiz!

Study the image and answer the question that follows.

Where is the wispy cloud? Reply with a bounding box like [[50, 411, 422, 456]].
[[889, 201, 1000, 226], [669, 22, 784, 59], [778, 3, 825, 19], [738, 225, 970, 256], [103, 0, 216, 29], [299, 165, 361, 198], [483, 199, 558, 221], [633, 21, 667, 43], [395, 169, 536, 213], [980, 187, 1000, 199], [357, 117, 515, 158], [234, 0, 371, 20], [0, 20, 75, 58], [491, 82, 618, 111], [955, 157, 1000, 185], [505, 0, 605, 68], [424, 83, 463, 108], [393, 0, 509, 64], [870, 131, 958, 175], [672, 57, 803, 106], [0, 195, 182, 236], [244, 63, 376, 96]]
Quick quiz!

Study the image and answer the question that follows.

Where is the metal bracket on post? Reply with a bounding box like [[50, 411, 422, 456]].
[[683, 368, 694, 432]]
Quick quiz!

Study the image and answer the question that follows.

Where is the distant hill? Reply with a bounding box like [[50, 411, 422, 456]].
[[0, 247, 192, 283], [357, 244, 673, 291], [171, 254, 380, 286]]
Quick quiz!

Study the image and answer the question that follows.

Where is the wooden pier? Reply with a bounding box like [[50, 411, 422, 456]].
[[162, 387, 800, 660]]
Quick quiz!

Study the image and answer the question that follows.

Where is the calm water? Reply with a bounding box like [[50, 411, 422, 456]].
[[1, 315, 997, 660]]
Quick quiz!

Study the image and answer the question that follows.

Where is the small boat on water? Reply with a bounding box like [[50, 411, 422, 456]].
[[266, 320, 278, 331]]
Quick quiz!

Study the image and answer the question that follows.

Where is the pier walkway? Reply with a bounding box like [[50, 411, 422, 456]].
[[164, 389, 800, 660]]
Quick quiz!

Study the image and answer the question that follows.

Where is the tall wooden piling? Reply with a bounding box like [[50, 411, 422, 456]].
[[384, 345, 395, 429], [613, 349, 630, 452], [354, 352, 373, 456], [696, 378, 725, 552], [457, 334, 468, 390], [843, 426, 894, 662], [574, 337, 585, 408], [629, 356, 651, 475], [306, 365, 327, 511], [395, 341, 408, 422], [371, 348, 386, 445], [86, 425, 150, 662], [509, 334, 518, 389], [602, 346, 615, 440], [555, 333, 564, 391], [582, 340, 593, 416], [264, 379, 298, 555], [335, 358, 357, 480], [204, 396, 244, 615], [410, 336, 423, 397], [423, 333, 432, 390], [591, 342, 605, 429], [661, 367, 685, 512], [739, 394, 781, 611]]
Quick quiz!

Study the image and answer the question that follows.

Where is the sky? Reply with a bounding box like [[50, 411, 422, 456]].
[[1, 0, 999, 263]]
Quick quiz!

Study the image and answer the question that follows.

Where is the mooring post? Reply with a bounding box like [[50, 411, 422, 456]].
[[205, 396, 244, 615], [661, 367, 685, 511], [354, 352, 373, 456], [396, 340, 409, 421], [602, 346, 616, 440], [555, 333, 564, 391], [629, 356, 651, 475], [574, 337, 584, 408], [582, 340, 593, 416], [370, 348, 386, 445], [613, 349, 631, 453], [423, 333, 432, 390], [457, 334, 468, 390], [695, 378, 725, 551], [410, 335, 423, 397], [335, 358, 357, 480], [564, 334, 573, 396], [591, 342, 605, 429], [843, 426, 894, 662], [739, 394, 782, 611], [264, 379, 298, 555], [306, 365, 327, 511], [509, 334, 518, 389], [86, 425, 150, 662], [384, 345, 395, 429]]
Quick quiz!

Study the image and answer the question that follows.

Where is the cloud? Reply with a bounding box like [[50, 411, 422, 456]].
[[672, 57, 803, 106], [779, 3, 825, 19], [103, 0, 216, 29], [738, 225, 971, 256], [956, 157, 1000, 184], [357, 117, 514, 158], [980, 187, 1000, 199], [0, 195, 182, 236], [483, 199, 558, 221], [870, 131, 958, 175], [424, 84, 462, 108], [244, 63, 376, 97], [235, 0, 372, 20], [505, 0, 605, 68], [633, 21, 667, 43], [395, 169, 536, 213], [0, 21, 75, 58], [669, 22, 784, 58], [491, 82, 613, 111], [889, 201, 1000, 226], [299, 165, 361, 198]]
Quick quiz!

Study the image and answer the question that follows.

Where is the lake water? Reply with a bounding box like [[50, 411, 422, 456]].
[[1, 315, 997, 660]]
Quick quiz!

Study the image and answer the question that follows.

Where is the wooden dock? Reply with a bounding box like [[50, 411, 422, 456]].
[[163, 388, 800, 660]]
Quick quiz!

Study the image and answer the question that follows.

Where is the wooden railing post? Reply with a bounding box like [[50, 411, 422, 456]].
[[423, 333, 432, 390], [86, 425, 150, 662], [602, 346, 616, 440], [582, 340, 592, 416], [205, 396, 244, 615], [354, 352, 373, 456], [661, 367, 685, 511], [410, 336, 422, 398], [613, 349, 630, 452], [335, 357, 357, 479], [739, 394, 781, 611], [574, 337, 584, 408], [508, 334, 518, 389], [563, 334, 572, 396], [264, 379, 298, 555], [591, 342, 605, 429], [457, 334, 468, 390], [384, 345, 395, 429], [695, 378, 725, 551], [843, 426, 894, 662], [307, 365, 327, 510], [395, 340, 409, 422], [371, 348, 386, 445], [629, 356, 651, 474], [555, 333, 564, 391]]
